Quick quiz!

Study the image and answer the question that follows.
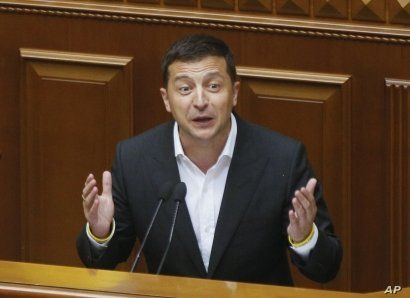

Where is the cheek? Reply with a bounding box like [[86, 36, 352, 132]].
[[170, 100, 191, 116], [215, 95, 235, 111]]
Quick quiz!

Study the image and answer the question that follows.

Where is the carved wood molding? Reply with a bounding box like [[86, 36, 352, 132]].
[[19, 48, 134, 263], [237, 66, 352, 289], [237, 66, 350, 84], [20, 48, 133, 66], [2, 0, 410, 44], [385, 78, 409, 285]]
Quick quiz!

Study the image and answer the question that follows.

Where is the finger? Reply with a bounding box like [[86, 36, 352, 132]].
[[306, 178, 317, 195], [292, 198, 306, 225], [87, 196, 99, 220], [287, 210, 301, 240], [102, 171, 112, 196], [294, 190, 310, 211], [301, 186, 315, 204], [85, 173, 95, 186], [288, 209, 299, 226], [295, 190, 318, 225], [83, 186, 98, 209], [83, 179, 97, 198]]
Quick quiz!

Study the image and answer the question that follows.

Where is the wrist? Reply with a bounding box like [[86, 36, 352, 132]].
[[87, 220, 114, 243], [288, 224, 315, 248]]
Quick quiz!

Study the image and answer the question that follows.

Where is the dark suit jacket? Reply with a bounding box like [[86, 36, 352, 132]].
[[77, 117, 342, 285]]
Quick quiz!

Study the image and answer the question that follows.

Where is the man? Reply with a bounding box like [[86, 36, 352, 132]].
[[77, 34, 342, 285]]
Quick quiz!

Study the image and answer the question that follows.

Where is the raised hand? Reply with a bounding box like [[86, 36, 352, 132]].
[[287, 178, 317, 243], [82, 171, 114, 238]]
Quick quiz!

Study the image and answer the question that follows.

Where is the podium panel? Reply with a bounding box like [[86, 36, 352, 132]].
[[0, 261, 367, 298]]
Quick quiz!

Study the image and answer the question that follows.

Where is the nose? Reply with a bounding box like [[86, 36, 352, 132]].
[[193, 87, 208, 110]]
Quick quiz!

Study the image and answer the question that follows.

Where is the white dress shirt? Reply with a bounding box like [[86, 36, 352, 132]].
[[174, 114, 237, 270]]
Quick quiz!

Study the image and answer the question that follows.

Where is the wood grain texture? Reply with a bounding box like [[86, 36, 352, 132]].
[[389, 0, 410, 25], [3, 0, 410, 25], [385, 79, 409, 287], [128, 0, 160, 4], [236, 66, 352, 290], [314, 0, 348, 19], [0, 0, 410, 292], [19, 49, 134, 266], [0, 260, 366, 297], [276, 0, 310, 16], [164, 0, 197, 6], [239, 0, 273, 13], [351, 0, 386, 22], [202, 0, 234, 10], [1, 1, 410, 44]]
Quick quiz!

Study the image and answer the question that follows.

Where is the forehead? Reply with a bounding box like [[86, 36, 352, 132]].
[[168, 56, 229, 79]]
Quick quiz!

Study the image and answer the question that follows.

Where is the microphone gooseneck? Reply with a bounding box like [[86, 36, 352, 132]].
[[130, 181, 175, 273], [156, 182, 187, 275]]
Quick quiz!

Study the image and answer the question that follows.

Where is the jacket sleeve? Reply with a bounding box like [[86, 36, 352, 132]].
[[285, 142, 343, 283]]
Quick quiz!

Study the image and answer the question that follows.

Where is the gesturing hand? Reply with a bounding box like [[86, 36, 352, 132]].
[[82, 171, 114, 238], [287, 178, 317, 243]]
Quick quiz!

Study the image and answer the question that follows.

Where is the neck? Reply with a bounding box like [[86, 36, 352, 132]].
[[180, 125, 231, 174]]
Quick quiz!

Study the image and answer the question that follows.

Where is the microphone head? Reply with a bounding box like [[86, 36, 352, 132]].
[[158, 181, 175, 201], [171, 182, 187, 202]]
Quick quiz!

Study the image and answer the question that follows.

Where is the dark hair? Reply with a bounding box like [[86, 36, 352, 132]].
[[161, 34, 237, 87]]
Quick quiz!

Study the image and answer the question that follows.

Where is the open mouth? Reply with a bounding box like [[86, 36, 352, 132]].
[[193, 116, 212, 122], [192, 116, 214, 126]]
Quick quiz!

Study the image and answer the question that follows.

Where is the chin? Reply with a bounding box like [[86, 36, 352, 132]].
[[191, 131, 215, 142]]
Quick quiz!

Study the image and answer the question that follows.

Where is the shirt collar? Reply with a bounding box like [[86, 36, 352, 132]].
[[174, 113, 237, 160]]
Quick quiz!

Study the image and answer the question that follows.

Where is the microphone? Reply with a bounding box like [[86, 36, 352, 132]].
[[156, 182, 187, 274], [130, 181, 175, 273]]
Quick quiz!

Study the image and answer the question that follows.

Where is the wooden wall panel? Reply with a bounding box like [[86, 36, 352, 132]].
[[0, 114, 21, 261], [236, 67, 351, 290], [351, 0, 386, 22], [239, 0, 272, 13], [385, 79, 409, 286], [4, 0, 408, 25], [164, 0, 197, 6], [202, 0, 234, 10], [314, 0, 347, 19], [129, 0, 159, 3], [19, 49, 133, 266], [0, 8, 23, 262], [389, 0, 410, 25], [0, 0, 409, 293], [276, 0, 310, 16]]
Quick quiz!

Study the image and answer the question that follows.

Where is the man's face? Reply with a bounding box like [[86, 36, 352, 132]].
[[160, 56, 240, 146]]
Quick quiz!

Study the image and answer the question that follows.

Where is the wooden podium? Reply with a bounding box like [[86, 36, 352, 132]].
[[0, 261, 405, 297]]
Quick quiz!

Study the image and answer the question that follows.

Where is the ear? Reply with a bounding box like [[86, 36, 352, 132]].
[[232, 81, 240, 107], [160, 87, 171, 113]]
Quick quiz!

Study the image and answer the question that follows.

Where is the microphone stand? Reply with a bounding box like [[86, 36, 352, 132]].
[[130, 181, 175, 272], [156, 182, 186, 275]]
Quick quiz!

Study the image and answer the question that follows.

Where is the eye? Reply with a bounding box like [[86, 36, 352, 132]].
[[178, 85, 191, 95], [208, 83, 221, 92]]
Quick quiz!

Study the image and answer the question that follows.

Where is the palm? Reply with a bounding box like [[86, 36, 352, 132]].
[[287, 178, 317, 243], [87, 192, 114, 234], [83, 171, 114, 238]]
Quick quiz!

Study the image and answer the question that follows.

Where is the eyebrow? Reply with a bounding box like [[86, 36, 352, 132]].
[[173, 71, 223, 82], [173, 75, 190, 82]]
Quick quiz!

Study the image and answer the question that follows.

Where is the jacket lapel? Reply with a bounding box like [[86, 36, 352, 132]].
[[207, 118, 269, 277], [148, 122, 207, 276]]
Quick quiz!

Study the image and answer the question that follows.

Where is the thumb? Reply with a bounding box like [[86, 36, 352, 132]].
[[102, 171, 112, 196], [306, 178, 317, 195]]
